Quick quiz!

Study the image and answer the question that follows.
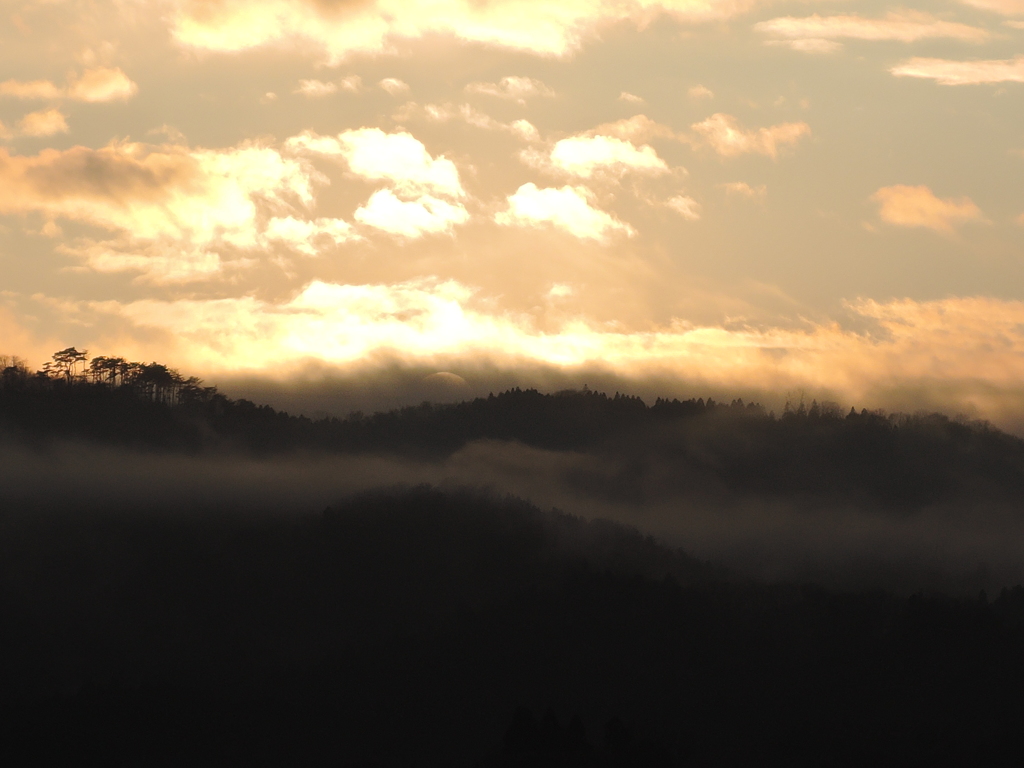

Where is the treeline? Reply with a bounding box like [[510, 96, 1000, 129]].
[[5, 349, 1024, 510], [1, 487, 1023, 766]]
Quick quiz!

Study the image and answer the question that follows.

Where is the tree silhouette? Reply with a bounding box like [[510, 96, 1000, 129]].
[[50, 347, 88, 382]]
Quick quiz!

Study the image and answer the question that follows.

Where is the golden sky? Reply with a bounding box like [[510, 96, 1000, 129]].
[[3, 0, 1024, 424]]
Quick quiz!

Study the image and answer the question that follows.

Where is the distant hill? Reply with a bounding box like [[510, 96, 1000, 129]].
[[4, 361, 1024, 511]]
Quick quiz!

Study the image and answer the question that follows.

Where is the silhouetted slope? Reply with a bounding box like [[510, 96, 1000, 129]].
[[2, 488, 1024, 766], [5, 380, 1024, 510]]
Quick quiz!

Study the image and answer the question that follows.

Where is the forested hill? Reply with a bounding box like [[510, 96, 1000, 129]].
[[5, 349, 1024, 510]]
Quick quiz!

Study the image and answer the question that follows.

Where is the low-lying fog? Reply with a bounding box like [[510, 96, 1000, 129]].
[[4, 437, 1021, 595]]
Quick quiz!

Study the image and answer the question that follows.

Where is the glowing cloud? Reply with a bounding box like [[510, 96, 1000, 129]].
[[688, 85, 714, 99], [167, 0, 768, 61], [588, 115, 678, 143], [18, 109, 69, 137], [295, 79, 338, 97], [354, 189, 469, 238], [890, 56, 1024, 85], [379, 78, 410, 95], [872, 185, 986, 234], [289, 128, 464, 198], [720, 181, 766, 197], [465, 76, 555, 103], [496, 183, 635, 241], [666, 195, 701, 220], [691, 113, 810, 158], [0, 68, 138, 102], [756, 12, 989, 51], [264, 216, 359, 254], [549, 135, 669, 178]]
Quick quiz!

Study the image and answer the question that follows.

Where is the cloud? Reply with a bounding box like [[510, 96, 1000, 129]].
[[720, 181, 766, 197], [76, 282, 1024, 431], [549, 135, 670, 178], [339, 75, 363, 93], [0, 79, 64, 100], [66, 67, 139, 102], [890, 56, 1024, 85], [691, 113, 810, 158], [264, 216, 359, 254], [511, 119, 540, 142], [396, 101, 538, 139], [295, 79, 338, 97], [0, 68, 138, 102], [167, 0, 768, 61], [755, 12, 989, 51], [496, 183, 635, 241], [379, 78, 410, 95], [354, 190, 469, 238], [587, 114, 678, 143], [872, 185, 986, 234], [0, 140, 319, 280], [619, 91, 645, 103], [688, 85, 714, 99], [665, 195, 701, 220], [18, 108, 69, 137], [288, 128, 464, 198], [465, 76, 555, 103], [959, 0, 1024, 14]]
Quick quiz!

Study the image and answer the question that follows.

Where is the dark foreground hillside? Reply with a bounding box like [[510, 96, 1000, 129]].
[[2, 487, 1024, 767]]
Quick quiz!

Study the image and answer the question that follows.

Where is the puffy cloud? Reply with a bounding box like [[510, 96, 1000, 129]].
[[549, 135, 669, 178], [354, 189, 469, 238], [756, 12, 989, 51], [295, 79, 338, 97], [167, 0, 768, 61], [665, 195, 701, 220], [66, 68, 139, 102], [379, 78, 410, 95], [496, 183, 635, 241], [0, 140, 319, 279], [0, 68, 138, 102], [288, 128, 464, 198], [688, 85, 714, 99], [890, 56, 1024, 85], [264, 216, 359, 254], [511, 119, 541, 142], [691, 113, 810, 158], [872, 185, 986, 234], [18, 108, 69, 137], [465, 76, 555, 103]]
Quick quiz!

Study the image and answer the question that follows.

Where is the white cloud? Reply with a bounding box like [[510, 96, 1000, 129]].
[[288, 128, 464, 198], [549, 135, 670, 178], [379, 78, 410, 95], [18, 108, 69, 136], [766, 38, 842, 54], [691, 113, 810, 157], [354, 189, 469, 238], [264, 216, 359, 254], [0, 140, 319, 280], [756, 12, 989, 50], [619, 91, 645, 103], [511, 119, 540, 142], [168, 0, 767, 62], [0, 68, 138, 102], [666, 195, 701, 220], [688, 84, 714, 99], [890, 56, 1024, 85], [465, 76, 555, 103], [496, 183, 634, 241], [872, 185, 986, 234], [295, 79, 338, 97]]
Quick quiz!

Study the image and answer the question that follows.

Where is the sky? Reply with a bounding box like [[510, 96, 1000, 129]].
[[3, 0, 1024, 424]]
